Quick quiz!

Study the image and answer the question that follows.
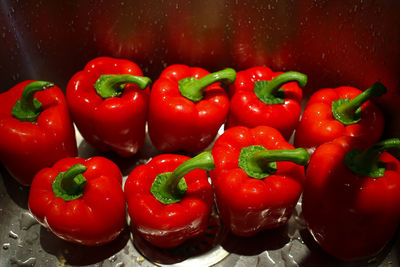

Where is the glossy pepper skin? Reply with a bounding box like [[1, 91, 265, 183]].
[[28, 157, 126, 246], [66, 57, 151, 157], [124, 153, 214, 248], [294, 83, 386, 151], [0, 80, 77, 186], [226, 67, 307, 140], [210, 126, 309, 236], [148, 64, 235, 153], [302, 136, 400, 260]]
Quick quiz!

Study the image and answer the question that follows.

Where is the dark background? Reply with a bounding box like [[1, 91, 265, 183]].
[[0, 0, 399, 134], [1, 0, 399, 138]]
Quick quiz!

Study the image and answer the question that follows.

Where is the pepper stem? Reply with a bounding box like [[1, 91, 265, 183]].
[[151, 151, 215, 204], [332, 82, 386, 125], [255, 71, 307, 105], [94, 74, 151, 99], [179, 68, 236, 102], [11, 81, 54, 122], [52, 164, 87, 201], [345, 138, 400, 178], [239, 146, 310, 179]]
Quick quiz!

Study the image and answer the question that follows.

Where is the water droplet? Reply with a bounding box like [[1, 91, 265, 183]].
[[9, 231, 18, 239], [3, 243, 10, 250], [10, 257, 37, 267], [260, 251, 277, 265], [281, 243, 299, 267], [109, 255, 117, 262], [19, 212, 38, 230]]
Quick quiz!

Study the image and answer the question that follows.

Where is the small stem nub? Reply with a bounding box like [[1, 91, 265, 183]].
[[332, 82, 387, 125], [239, 146, 310, 179], [151, 151, 215, 204], [52, 164, 87, 201], [94, 74, 151, 99], [254, 71, 307, 105], [11, 81, 54, 122], [345, 138, 400, 178], [179, 68, 236, 102]]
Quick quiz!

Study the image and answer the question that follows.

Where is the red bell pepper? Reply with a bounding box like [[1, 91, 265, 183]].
[[209, 126, 309, 236], [294, 82, 386, 150], [124, 152, 214, 248], [302, 136, 400, 260], [226, 67, 307, 140], [148, 64, 235, 153], [0, 80, 77, 186], [66, 57, 151, 157], [28, 156, 126, 246]]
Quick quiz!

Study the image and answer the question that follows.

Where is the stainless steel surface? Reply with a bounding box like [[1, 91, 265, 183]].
[[1, 0, 400, 266]]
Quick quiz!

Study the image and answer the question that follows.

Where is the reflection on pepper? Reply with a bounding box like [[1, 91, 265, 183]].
[[295, 0, 400, 103], [165, 0, 228, 70], [230, 0, 299, 71], [302, 136, 400, 260], [89, 0, 159, 64]]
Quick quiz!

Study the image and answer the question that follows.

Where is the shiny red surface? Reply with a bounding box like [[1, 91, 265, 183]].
[[210, 126, 305, 236], [148, 64, 229, 153], [0, 80, 77, 185], [124, 154, 214, 248], [302, 136, 400, 260], [294, 85, 385, 150], [226, 66, 303, 140], [66, 57, 149, 157], [28, 156, 126, 246]]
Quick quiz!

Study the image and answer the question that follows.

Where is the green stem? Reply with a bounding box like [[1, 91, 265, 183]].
[[94, 74, 151, 99], [179, 68, 236, 102], [239, 146, 310, 179], [52, 164, 87, 201], [255, 71, 307, 102], [151, 151, 215, 204], [345, 138, 400, 178], [11, 81, 54, 122], [332, 82, 386, 125]]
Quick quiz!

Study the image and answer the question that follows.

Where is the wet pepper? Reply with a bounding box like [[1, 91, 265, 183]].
[[148, 64, 235, 153], [124, 152, 214, 248], [294, 82, 386, 151], [226, 67, 307, 140], [210, 126, 309, 236], [28, 157, 126, 246], [0, 81, 77, 186], [66, 57, 151, 157], [302, 137, 400, 260]]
